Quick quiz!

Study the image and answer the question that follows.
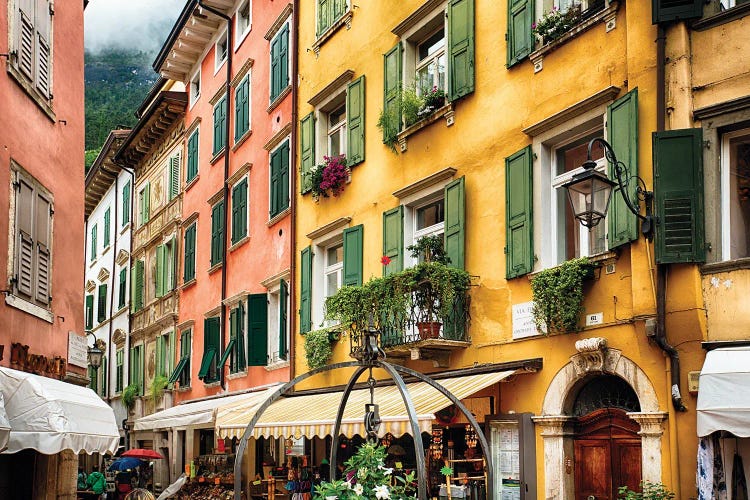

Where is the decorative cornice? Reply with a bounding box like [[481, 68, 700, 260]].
[[627, 412, 668, 437], [260, 268, 291, 289], [223, 290, 249, 307], [97, 268, 111, 282], [176, 319, 195, 331], [264, 4, 293, 41], [306, 217, 352, 240], [207, 188, 224, 206], [263, 123, 292, 151], [693, 94, 750, 121], [231, 59, 255, 87], [392, 0, 446, 37], [115, 249, 130, 266], [183, 211, 199, 227], [209, 86, 227, 106], [227, 163, 252, 186], [308, 70, 355, 107], [522, 86, 621, 137], [392, 168, 457, 199], [185, 116, 201, 136], [85, 280, 97, 293], [204, 305, 222, 318]]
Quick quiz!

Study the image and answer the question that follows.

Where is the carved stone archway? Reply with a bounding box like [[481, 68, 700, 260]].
[[533, 338, 667, 500]]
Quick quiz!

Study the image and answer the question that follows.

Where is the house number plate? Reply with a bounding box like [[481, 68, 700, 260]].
[[585, 312, 603, 326]]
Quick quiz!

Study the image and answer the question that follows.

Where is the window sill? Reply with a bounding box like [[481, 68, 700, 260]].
[[185, 175, 200, 193], [311, 11, 354, 56], [526, 250, 615, 278], [397, 103, 455, 152], [267, 85, 292, 113], [692, 2, 750, 31], [228, 370, 248, 380], [6, 65, 56, 123], [203, 380, 221, 388], [120, 222, 132, 236], [232, 129, 253, 152], [267, 207, 291, 227], [5, 294, 53, 323], [265, 360, 290, 372], [529, 2, 619, 74], [177, 385, 192, 392], [210, 149, 226, 165], [229, 235, 250, 252], [102, 245, 111, 256], [701, 257, 750, 275], [208, 262, 223, 275], [181, 278, 197, 290]]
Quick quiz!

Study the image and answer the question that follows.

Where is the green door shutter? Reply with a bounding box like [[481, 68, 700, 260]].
[[607, 89, 639, 248], [347, 75, 366, 165], [382, 206, 404, 275], [237, 302, 246, 369], [97, 284, 107, 322], [507, 0, 534, 67], [229, 307, 239, 372], [505, 146, 534, 278], [247, 293, 268, 366], [343, 225, 364, 287], [86, 294, 94, 329], [444, 176, 466, 269], [232, 179, 247, 244], [235, 77, 249, 141], [300, 246, 312, 334], [652, 0, 703, 23], [211, 201, 224, 266], [653, 129, 705, 263], [448, 0, 475, 101], [187, 130, 199, 182], [383, 43, 402, 143], [279, 279, 288, 360], [184, 223, 195, 282], [155, 244, 165, 298], [300, 112, 315, 194]]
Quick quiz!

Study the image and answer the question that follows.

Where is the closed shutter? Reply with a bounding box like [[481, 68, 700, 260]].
[[211, 201, 224, 266], [16, 180, 34, 298], [116, 349, 123, 393], [143, 183, 150, 223], [103, 208, 110, 247], [213, 97, 226, 155], [118, 267, 126, 309], [187, 130, 199, 183], [444, 176, 466, 269], [653, 129, 705, 263], [343, 225, 364, 287], [247, 293, 268, 366], [34, 0, 51, 98], [448, 0, 475, 101], [130, 265, 136, 312], [270, 142, 290, 217], [169, 154, 181, 200], [169, 236, 177, 291], [34, 192, 51, 305], [232, 179, 247, 244], [122, 181, 131, 226], [135, 259, 144, 311], [279, 279, 288, 360], [279, 25, 289, 93], [505, 146, 534, 278], [237, 303, 246, 369], [235, 77, 250, 140], [347, 75, 366, 165], [184, 223, 196, 282], [200, 317, 220, 381], [16, 0, 34, 79], [85, 294, 94, 330], [652, 0, 703, 23], [317, 0, 329, 35], [97, 284, 107, 322], [607, 89, 639, 248], [90, 224, 97, 262], [300, 112, 315, 194], [383, 43, 402, 142], [168, 330, 176, 378], [382, 206, 404, 275], [270, 147, 281, 217], [333, 0, 346, 19], [300, 247, 312, 334], [507, 0, 534, 67], [155, 335, 164, 378], [270, 33, 280, 100], [155, 244, 165, 298]]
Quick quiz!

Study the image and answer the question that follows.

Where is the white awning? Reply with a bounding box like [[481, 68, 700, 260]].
[[0, 367, 119, 455], [217, 371, 515, 440], [0, 393, 10, 452], [697, 347, 750, 437], [133, 386, 279, 431]]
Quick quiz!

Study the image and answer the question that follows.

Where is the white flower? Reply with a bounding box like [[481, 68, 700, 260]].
[[353, 483, 364, 496], [374, 485, 391, 499], [380, 466, 394, 476], [357, 467, 368, 479]]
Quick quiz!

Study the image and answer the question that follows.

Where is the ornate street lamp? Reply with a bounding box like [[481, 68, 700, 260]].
[[562, 138, 654, 239], [87, 333, 103, 371]]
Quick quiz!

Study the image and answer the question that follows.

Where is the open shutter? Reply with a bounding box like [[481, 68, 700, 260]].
[[85, 295, 94, 330], [652, 0, 703, 23], [168, 330, 176, 379], [169, 154, 181, 200], [333, 0, 346, 20], [35, 0, 51, 97], [169, 235, 177, 291], [653, 129, 705, 263], [16, 0, 34, 79], [229, 307, 239, 372], [507, 0, 534, 67], [156, 335, 164, 378], [155, 244, 165, 298], [279, 142, 290, 212], [238, 302, 246, 368], [444, 176, 466, 269], [300, 246, 312, 334], [383, 43, 402, 143], [607, 89, 639, 248], [184, 224, 195, 282], [143, 183, 151, 222], [347, 75, 366, 165], [97, 284, 107, 322], [247, 293, 268, 366], [16, 180, 34, 298], [448, 0, 475, 101], [34, 193, 51, 305], [122, 181, 131, 226], [382, 207, 404, 275], [343, 225, 364, 287], [279, 279, 288, 360], [187, 131, 199, 182], [300, 112, 315, 194], [90, 225, 97, 261], [135, 259, 144, 310], [505, 146, 534, 278]]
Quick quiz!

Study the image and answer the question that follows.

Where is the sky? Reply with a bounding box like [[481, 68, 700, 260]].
[[84, 0, 186, 54]]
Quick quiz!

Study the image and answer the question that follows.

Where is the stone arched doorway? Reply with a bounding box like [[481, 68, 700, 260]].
[[533, 338, 667, 500]]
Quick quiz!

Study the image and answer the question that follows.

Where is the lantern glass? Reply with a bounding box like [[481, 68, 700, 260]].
[[88, 345, 103, 369], [563, 169, 615, 228]]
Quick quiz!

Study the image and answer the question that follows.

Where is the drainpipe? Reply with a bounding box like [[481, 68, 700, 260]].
[[289, 0, 299, 380], [101, 165, 120, 403], [199, 1, 232, 391]]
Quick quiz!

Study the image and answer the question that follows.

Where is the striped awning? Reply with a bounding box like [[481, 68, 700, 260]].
[[216, 371, 514, 440]]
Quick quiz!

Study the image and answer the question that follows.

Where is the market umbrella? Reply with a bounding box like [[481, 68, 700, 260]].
[[108, 457, 144, 472], [122, 448, 164, 460]]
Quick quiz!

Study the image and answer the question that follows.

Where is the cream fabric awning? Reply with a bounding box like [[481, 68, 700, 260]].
[[0, 393, 10, 452], [0, 367, 119, 455], [697, 347, 750, 437], [134, 386, 279, 431], [217, 371, 515, 440]]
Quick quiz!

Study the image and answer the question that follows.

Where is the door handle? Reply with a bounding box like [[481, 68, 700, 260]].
[[587, 496, 596, 500]]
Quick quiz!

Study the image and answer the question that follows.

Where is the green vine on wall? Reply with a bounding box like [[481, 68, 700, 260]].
[[304, 328, 336, 370], [150, 375, 169, 405], [122, 384, 139, 411], [530, 257, 594, 334]]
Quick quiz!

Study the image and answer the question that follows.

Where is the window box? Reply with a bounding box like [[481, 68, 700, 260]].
[[396, 102, 454, 152]]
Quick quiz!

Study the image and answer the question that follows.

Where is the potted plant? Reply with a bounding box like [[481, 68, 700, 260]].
[[122, 384, 139, 412], [530, 257, 595, 334], [532, 4, 582, 45], [150, 375, 169, 405], [311, 154, 350, 201], [618, 481, 675, 500], [417, 86, 447, 120]]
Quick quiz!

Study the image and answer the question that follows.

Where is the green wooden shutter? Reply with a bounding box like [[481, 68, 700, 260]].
[[347, 75, 366, 165], [279, 279, 288, 360], [507, 0, 534, 67], [200, 317, 220, 381], [138, 188, 144, 225], [238, 302, 246, 369], [235, 76, 250, 140], [155, 244, 165, 298], [280, 142, 290, 212], [135, 259, 144, 310], [122, 181, 131, 226], [333, 0, 346, 19], [383, 43, 402, 142], [300, 246, 313, 334], [85, 294, 94, 330], [270, 147, 281, 217], [169, 154, 181, 200], [169, 236, 177, 291], [168, 330, 176, 379], [229, 307, 239, 372], [607, 89, 639, 248], [382, 207, 404, 275], [211, 201, 224, 266], [505, 146, 534, 278], [116, 349, 123, 393], [97, 284, 107, 322], [317, 0, 329, 35], [104, 208, 111, 247], [130, 265, 136, 312], [90, 224, 97, 261], [653, 0, 703, 23], [155, 335, 164, 378], [119, 267, 126, 309], [448, 0, 475, 101], [444, 176, 466, 269], [143, 183, 151, 223], [184, 223, 196, 282], [270, 34, 281, 100], [247, 293, 268, 366], [270, 142, 290, 217], [300, 112, 315, 194], [213, 97, 226, 155], [187, 130, 199, 182], [279, 25, 289, 94], [653, 129, 705, 263], [343, 225, 364, 287]]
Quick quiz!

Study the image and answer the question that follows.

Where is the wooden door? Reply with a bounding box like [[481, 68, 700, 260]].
[[575, 439, 612, 500]]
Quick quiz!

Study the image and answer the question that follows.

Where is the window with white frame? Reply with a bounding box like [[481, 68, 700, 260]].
[[325, 242, 344, 301], [326, 101, 347, 158], [267, 280, 289, 364], [236, 0, 252, 46], [415, 27, 446, 97], [310, 237, 343, 327], [215, 31, 229, 72], [269, 18, 290, 102], [536, 0, 605, 25], [721, 128, 750, 260], [190, 70, 201, 107]]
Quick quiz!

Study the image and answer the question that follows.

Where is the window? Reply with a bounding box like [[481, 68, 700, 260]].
[[187, 129, 199, 183], [168, 153, 181, 201], [235, 75, 251, 141], [267, 280, 289, 363], [415, 27, 446, 97], [269, 20, 290, 102], [211, 201, 225, 266], [138, 183, 150, 226], [122, 181, 131, 226], [115, 348, 124, 394], [118, 268, 127, 309], [9, 0, 52, 100], [537, 0, 605, 22], [231, 178, 248, 244], [269, 140, 290, 218], [85, 294, 94, 330], [721, 128, 750, 260], [325, 243, 344, 302], [190, 70, 201, 107], [130, 344, 143, 394], [131, 259, 145, 312], [97, 284, 107, 323], [90, 224, 97, 262], [215, 31, 228, 72], [184, 222, 197, 282], [173, 329, 191, 387], [317, 0, 349, 35], [247, 293, 269, 366], [155, 237, 177, 297], [229, 303, 246, 373], [198, 317, 220, 383], [103, 208, 111, 248], [412, 198, 445, 263], [155, 331, 175, 379], [213, 95, 227, 156], [327, 103, 347, 157], [236, 0, 252, 45]]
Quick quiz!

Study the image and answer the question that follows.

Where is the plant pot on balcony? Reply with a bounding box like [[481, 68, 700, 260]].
[[417, 321, 442, 339]]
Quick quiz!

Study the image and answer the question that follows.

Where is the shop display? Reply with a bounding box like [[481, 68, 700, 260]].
[[173, 453, 244, 500]]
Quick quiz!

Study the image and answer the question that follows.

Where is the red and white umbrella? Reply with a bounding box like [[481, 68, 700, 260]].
[[121, 448, 164, 460]]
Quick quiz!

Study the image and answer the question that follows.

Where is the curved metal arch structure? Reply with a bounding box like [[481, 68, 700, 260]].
[[232, 360, 495, 500]]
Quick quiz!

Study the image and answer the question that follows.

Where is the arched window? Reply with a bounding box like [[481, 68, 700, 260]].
[[572, 375, 640, 417]]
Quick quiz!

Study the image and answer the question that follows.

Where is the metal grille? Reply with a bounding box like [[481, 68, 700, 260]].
[[572, 375, 640, 417]]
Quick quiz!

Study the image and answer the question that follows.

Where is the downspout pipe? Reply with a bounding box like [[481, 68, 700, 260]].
[[289, 0, 299, 380], [198, 1, 232, 391], [101, 165, 120, 403]]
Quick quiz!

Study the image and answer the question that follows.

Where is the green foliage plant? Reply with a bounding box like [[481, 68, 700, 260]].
[[407, 235, 450, 265], [400, 86, 423, 128], [304, 327, 336, 370], [532, 4, 582, 44], [377, 94, 402, 153], [530, 257, 593, 334], [150, 375, 169, 405], [401, 263, 471, 323], [122, 384, 139, 411], [618, 481, 675, 500], [313, 442, 416, 499]]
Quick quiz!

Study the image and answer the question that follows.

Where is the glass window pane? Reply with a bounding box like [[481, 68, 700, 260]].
[[326, 272, 339, 297], [327, 244, 343, 265], [418, 29, 445, 61], [729, 133, 750, 259], [417, 199, 445, 230], [330, 130, 342, 156]]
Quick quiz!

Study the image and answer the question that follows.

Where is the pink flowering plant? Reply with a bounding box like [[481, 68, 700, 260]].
[[312, 154, 350, 201], [532, 4, 581, 44], [313, 443, 416, 500]]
